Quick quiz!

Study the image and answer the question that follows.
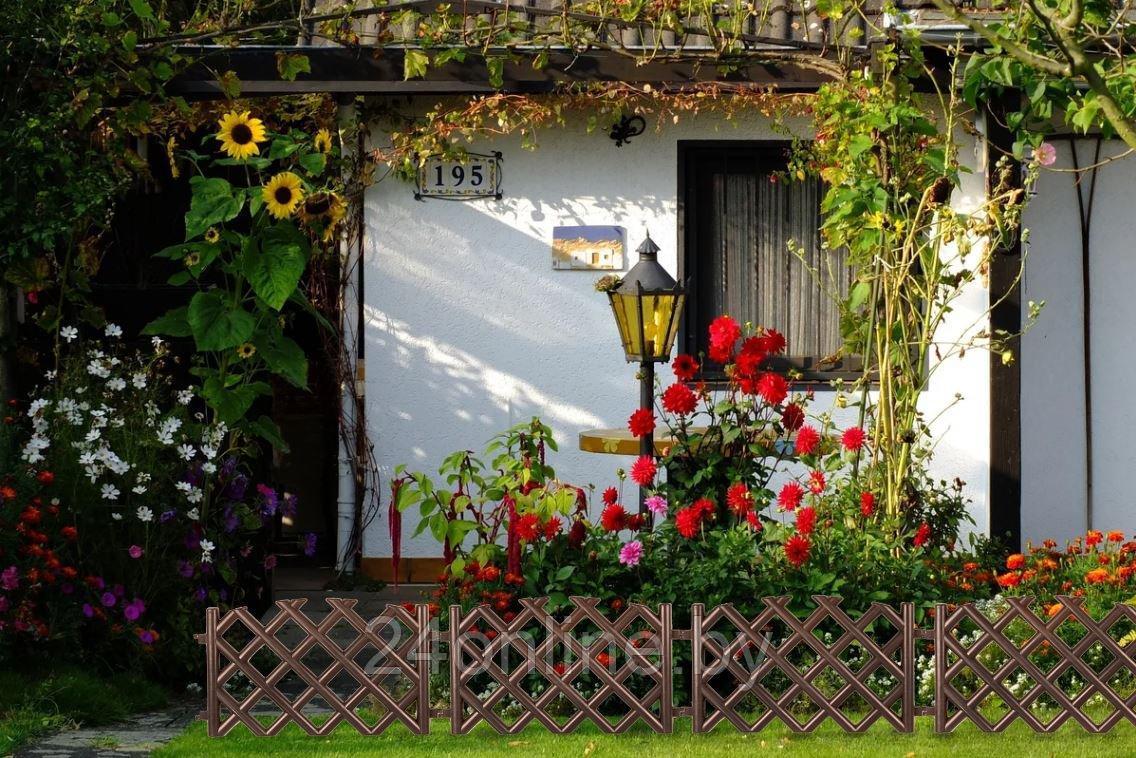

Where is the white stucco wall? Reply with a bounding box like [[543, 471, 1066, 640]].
[[359, 106, 991, 558], [1022, 139, 1136, 543]]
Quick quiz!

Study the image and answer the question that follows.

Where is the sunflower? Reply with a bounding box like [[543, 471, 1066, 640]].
[[216, 111, 267, 160], [184, 252, 201, 267], [204, 227, 220, 244], [298, 191, 346, 241], [313, 128, 333, 154], [262, 172, 304, 220], [236, 342, 257, 359]]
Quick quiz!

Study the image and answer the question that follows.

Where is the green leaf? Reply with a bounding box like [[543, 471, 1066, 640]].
[[486, 56, 504, 88], [242, 224, 310, 310], [554, 565, 576, 581], [217, 70, 241, 99], [256, 333, 309, 389], [404, 49, 429, 80], [184, 177, 243, 240], [847, 280, 872, 310], [298, 152, 326, 176], [275, 52, 311, 82], [249, 415, 289, 452], [122, 31, 137, 51], [847, 134, 873, 159], [128, 0, 154, 19], [201, 376, 257, 425], [141, 306, 192, 338], [186, 291, 255, 351]]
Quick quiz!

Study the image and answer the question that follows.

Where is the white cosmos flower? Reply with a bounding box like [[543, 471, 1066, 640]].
[[28, 398, 49, 416], [185, 488, 203, 504], [106, 377, 126, 392], [105, 323, 122, 338], [60, 326, 78, 342], [151, 336, 163, 348], [137, 506, 154, 523], [100, 484, 120, 500], [186, 508, 200, 520], [111, 512, 123, 521], [132, 373, 147, 389], [177, 444, 196, 461], [177, 389, 194, 405], [200, 540, 215, 562], [202, 462, 217, 475], [44, 370, 57, 381]]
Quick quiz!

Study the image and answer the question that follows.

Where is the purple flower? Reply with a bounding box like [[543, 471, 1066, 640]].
[[302, 533, 318, 558], [184, 531, 201, 551], [112, 583, 125, 598], [177, 560, 194, 579], [264, 555, 278, 571], [257, 484, 279, 517], [123, 598, 145, 622], [224, 473, 248, 502], [128, 545, 143, 559], [82, 603, 95, 618], [618, 540, 644, 567], [644, 495, 668, 516], [1, 566, 19, 591], [193, 586, 207, 603], [100, 592, 117, 608], [220, 456, 238, 479], [184, 464, 204, 488], [0, 596, 9, 613], [138, 629, 156, 645], [160, 510, 177, 524], [1035, 141, 1057, 167], [281, 493, 298, 518], [223, 508, 239, 534]]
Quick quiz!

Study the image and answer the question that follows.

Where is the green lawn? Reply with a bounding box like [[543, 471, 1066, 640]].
[[158, 717, 1136, 757]]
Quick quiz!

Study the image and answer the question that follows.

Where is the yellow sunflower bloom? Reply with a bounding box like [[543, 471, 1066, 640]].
[[236, 342, 257, 359], [314, 128, 333, 154], [216, 111, 267, 160], [298, 192, 347, 242], [204, 227, 220, 244], [262, 172, 304, 220]]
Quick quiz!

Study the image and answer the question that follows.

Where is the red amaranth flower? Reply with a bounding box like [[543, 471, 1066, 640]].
[[859, 492, 875, 517], [755, 373, 789, 405], [568, 519, 587, 548], [726, 483, 751, 515], [514, 513, 540, 542], [807, 470, 826, 494], [781, 404, 805, 431], [778, 481, 805, 511], [841, 427, 866, 452], [672, 354, 700, 381], [795, 426, 821, 456], [796, 506, 816, 536], [601, 504, 627, 532], [784, 534, 810, 567], [628, 408, 656, 438], [914, 522, 931, 547], [675, 507, 701, 539], [662, 382, 697, 416], [629, 455, 657, 486]]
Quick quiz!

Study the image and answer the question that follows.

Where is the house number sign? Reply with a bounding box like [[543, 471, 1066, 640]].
[[415, 152, 502, 200]]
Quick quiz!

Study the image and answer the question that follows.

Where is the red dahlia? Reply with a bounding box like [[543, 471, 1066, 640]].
[[756, 372, 789, 405], [758, 328, 787, 355], [629, 455, 657, 486], [628, 408, 656, 438], [672, 354, 700, 381], [781, 404, 805, 431], [778, 481, 806, 511], [745, 511, 762, 530], [543, 517, 562, 541], [515, 513, 540, 542], [602, 486, 619, 506], [693, 497, 716, 518], [914, 522, 931, 547], [859, 492, 875, 517], [675, 507, 701, 539], [796, 505, 816, 536], [784, 534, 811, 567], [662, 382, 698, 416], [841, 426, 866, 452], [807, 470, 826, 494], [795, 425, 821, 456], [708, 315, 741, 362], [601, 504, 627, 532], [726, 483, 752, 515]]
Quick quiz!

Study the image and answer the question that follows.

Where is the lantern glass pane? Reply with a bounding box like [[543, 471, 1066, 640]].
[[609, 291, 643, 360]]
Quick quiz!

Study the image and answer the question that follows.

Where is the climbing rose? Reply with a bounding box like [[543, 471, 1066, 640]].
[[913, 522, 932, 547], [672, 354, 700, 381], [726, 483, 751, 515], [644, 495, 668, 516], [755, 372, 789, 405], [796, 506, 816, 536], [619, 540, 644, 567], [795, 426, 821, 456], [841, 426, 866, 452], [675, 507, 701, 539], [784, 534, 811, 567], [807, 470, 826, 494], [662, 382, 697, 416], [628, 408, 656, 438], [778, 481, 805, 511], [859, 492, 875, 517], [708, 315, 741, 363], [781, 404, 805, 431], [601, 504, 627, 532], [602, 487, 619, 506], [1006, 553, 1026, 570], [629, 455, 657, 486]]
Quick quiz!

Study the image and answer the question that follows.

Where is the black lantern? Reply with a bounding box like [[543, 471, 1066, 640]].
[[607, 233, 685, 514]]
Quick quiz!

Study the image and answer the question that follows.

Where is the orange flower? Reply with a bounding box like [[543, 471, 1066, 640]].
[[1108, 530, 1125, 543], [1006, 554, 1026, 570], [996, 572, 1022, 588], [1086, 530, 1103, 547], [1085, 567, 1111, 584], [1046, 603, 1064, 619]]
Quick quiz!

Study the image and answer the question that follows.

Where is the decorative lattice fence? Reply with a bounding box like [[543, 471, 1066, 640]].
[[198, 594, 1136, 737]]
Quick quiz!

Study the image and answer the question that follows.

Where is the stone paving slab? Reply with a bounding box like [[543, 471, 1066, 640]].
[[16, 702, 199, 758]]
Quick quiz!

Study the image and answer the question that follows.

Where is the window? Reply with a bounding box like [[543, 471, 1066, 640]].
[[678, 141, 855, 380]]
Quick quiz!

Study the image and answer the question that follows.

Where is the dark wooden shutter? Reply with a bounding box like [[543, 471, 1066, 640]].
[[681, 143, 852, 377]]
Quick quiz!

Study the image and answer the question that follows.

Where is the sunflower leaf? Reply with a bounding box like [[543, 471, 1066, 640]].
[[298, 152, 326, 176], [187, 290, 255, 351], [142, 306, 193, 338], [184, 177, 243, 240], [242, 224, 309, 311], [201, 376, 257, 425]]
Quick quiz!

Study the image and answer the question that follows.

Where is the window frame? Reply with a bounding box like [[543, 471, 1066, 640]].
[[676, 139, 862, 384]]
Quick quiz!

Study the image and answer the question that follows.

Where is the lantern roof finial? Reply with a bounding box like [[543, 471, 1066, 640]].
[[636, 232, 660, 259]]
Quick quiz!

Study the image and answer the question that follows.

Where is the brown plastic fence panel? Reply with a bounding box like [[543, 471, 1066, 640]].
[[691, 596, 915, 733], [198, 598, 431, 736], [449, 596, 673, 734], [934, 596, 1136, 733]]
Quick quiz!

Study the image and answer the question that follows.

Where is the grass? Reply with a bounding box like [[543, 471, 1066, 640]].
[[158, 716, 1136, 757], [0, 668, 168, 755]]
